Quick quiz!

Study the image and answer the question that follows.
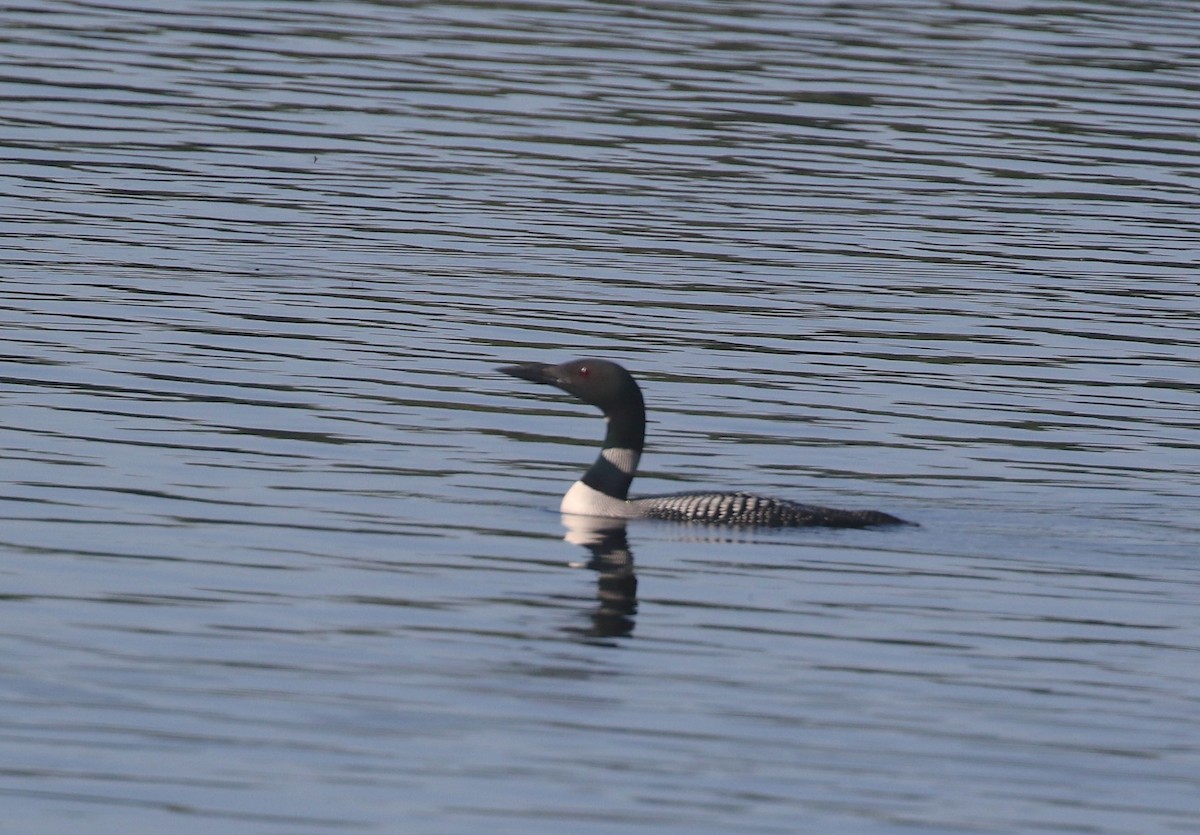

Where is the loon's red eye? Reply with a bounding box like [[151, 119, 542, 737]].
[[578, 366, 590, 378]]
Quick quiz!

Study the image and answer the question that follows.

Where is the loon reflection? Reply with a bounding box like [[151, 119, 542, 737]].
[[562, 514, 637, 639]]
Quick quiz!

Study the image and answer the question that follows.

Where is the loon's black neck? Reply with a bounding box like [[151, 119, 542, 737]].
[[498, 357, 648, 502], [581, 399, 645, 501]]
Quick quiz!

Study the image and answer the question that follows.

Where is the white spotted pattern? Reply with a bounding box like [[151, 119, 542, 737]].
[[558, 485, 903, 527], [628, 492, 904, 528]]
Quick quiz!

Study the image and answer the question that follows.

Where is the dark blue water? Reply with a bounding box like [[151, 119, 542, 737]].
[[2, 2, 1199, 833]]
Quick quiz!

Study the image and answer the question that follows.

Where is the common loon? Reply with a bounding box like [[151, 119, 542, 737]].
[[499, 358, 907, 528]]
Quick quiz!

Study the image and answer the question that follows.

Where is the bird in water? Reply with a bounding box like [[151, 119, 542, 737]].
[[499, 358, 908, 528]]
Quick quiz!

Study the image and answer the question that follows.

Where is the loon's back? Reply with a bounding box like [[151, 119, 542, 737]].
[[499, 358, 909, 529], [631, 492, 904, 528]]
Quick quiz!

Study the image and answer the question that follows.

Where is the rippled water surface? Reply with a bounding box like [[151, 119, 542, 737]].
[[3, 2, 1199, 833]]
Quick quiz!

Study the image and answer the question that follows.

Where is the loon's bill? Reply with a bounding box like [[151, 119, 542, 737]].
[[499, 358, 909, 529]]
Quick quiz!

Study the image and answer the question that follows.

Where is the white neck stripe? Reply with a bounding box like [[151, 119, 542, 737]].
[[602, 447, 640, 476]]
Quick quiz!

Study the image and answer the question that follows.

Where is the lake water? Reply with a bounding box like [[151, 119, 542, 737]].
[[3, 1, 1199, 833]]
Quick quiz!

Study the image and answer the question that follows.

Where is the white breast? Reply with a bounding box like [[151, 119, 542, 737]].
[[560, 480, 634, 518]]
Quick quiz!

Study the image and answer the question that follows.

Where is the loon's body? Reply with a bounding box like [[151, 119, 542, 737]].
[[500, 359, 907, 529]]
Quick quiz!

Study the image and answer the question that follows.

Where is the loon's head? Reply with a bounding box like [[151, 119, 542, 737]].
[[499, 358, 643, 416]]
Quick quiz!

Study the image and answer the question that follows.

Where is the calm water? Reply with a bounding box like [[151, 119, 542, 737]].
[[3, 1, 1199, 833]]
